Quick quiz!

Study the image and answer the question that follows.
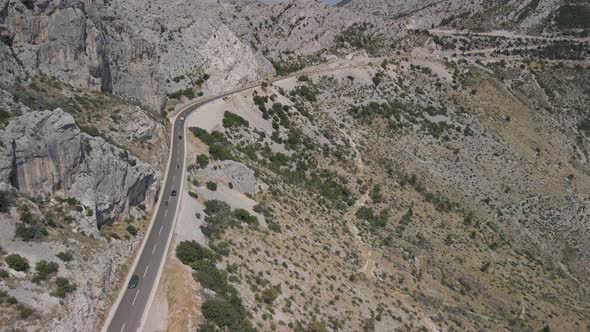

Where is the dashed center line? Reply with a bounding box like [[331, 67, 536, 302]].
[[143, 265, 149, 277], [152, 243, 158, 255], [120, 322, 126, 332], [132, 291, 139, 306], [159, 225, 163, 235], [164, 209, 168, 217]]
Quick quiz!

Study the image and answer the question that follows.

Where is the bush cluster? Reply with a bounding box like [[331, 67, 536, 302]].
[[175, 241, 254, 332], [190, 128, 233, 161], [33, 260, 59, 283], [51, 277, 76, 298], [222, 111, 249, 129], [5, 254, 29, 272]]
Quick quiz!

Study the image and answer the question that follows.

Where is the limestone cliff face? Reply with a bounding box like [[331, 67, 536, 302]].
[[0, 110, 82, 195], [0, 109, 160, 230], [0, 0, 166, 110]]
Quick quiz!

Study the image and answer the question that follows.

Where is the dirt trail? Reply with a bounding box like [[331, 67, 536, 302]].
[[429, 29, 590, 42], [337, 127, 376, 278]]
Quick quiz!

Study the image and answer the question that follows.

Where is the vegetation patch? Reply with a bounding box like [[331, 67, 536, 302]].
[[190, 128, 234, 161], [555, 4, 590, 29], [222, 111, 249, 129], [51, 277, 77, 298], [5, 254, 29, 272], [175, 240, 254, 331]]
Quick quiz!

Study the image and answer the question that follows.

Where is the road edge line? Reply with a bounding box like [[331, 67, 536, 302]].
[[100, 111, 178, 332], [137, 107, 189, 332]]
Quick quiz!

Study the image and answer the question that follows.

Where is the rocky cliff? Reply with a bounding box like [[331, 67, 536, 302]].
[[0, 0, 165, 110], [0, 109, 159, 233]]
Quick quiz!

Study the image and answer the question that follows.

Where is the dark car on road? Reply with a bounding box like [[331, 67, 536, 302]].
[[179, 135, 182, 139], [171, 190, 177, 196], [128, 274, 139, 289]]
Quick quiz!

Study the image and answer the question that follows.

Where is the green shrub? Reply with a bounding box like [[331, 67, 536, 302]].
[[168, 88, 195, 100], [80, 125, 100, 137], [19, 205, 34, 224], [206, 182, 218, 191], [51, 277, 76, 298], [334, 22, 383, 55], [196, 154, 209, 168], [201, 299, 253, 331], [5, 254, 29, 272], [578, 118, 590, 135], [126, 225, 138, 236], [233, 209, 258, 225], [0, 269, 9, 278], [190, 128, 234, 161], [33, 260, 59, 282], [15, 222, 48, 241], [260, 284, 281, 304], [555, 5, 590, 29], [222, 111, 249, 129], [176, 240, 219, 266], [56, 252, 73, 262], [18, 305, 34, 319], [201, 200, 235, 239], [355, 206, 387, 227], [0, 191, 15, 213], [194, 264, 231, 296]]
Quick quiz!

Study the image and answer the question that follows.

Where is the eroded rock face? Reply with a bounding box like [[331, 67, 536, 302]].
[[0, 109, 160, 231], [0, 109, 82, 194], [1, 0, 166, 110], [70, 133, 160, 226]]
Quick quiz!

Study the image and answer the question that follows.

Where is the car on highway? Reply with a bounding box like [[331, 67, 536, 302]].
[[180, 116, 185, 121], [171, 190, 177, 196], [179, 135, 182, 139], [128, 274, 139, 289]]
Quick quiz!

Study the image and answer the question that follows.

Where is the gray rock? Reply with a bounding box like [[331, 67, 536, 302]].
[[0, 109, 160, 230], [193, 160, 267, 195]]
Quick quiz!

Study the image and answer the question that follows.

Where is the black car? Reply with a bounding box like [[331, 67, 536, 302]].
[[179, 135, 182, 139], [128, 274, 139, 289], [171, 190, 177, 196]]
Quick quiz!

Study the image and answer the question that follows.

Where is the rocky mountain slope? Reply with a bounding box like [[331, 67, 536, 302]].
[[166, 47, 590, 330], [0, 0, 589, 331], [339, 0, 590, 34], [0, 76, 166, 330]]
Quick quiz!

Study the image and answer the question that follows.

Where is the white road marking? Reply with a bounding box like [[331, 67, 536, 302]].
[[132, 291, 139, 306], [143, 265, 149, 277], [152, 243, 157, 255], [159, 225, 163, 235], [120, 322, 126, 332], [164, 209, 168, 217]]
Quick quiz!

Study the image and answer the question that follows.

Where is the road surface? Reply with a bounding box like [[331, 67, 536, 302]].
[[104, 86, 257, 332]]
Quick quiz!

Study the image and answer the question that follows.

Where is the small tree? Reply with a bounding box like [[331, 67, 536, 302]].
[[196, 154, 209, 168], [33, 260, 59, 282], [56, 252, 74, 262], [52, 277, 76, 298], [0, 191, 14, 213], [5, 254, 29, 272], [206, 182, 218, 191], [126, 225, 138, 236]]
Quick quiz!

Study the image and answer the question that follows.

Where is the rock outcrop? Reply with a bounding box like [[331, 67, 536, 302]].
[[0, 109, 160, 232], [0, 0, 166, 110]]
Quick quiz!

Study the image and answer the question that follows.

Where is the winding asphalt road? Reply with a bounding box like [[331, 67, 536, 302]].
[[104, 85, 260, 332], [103, 63, 360, 332]]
